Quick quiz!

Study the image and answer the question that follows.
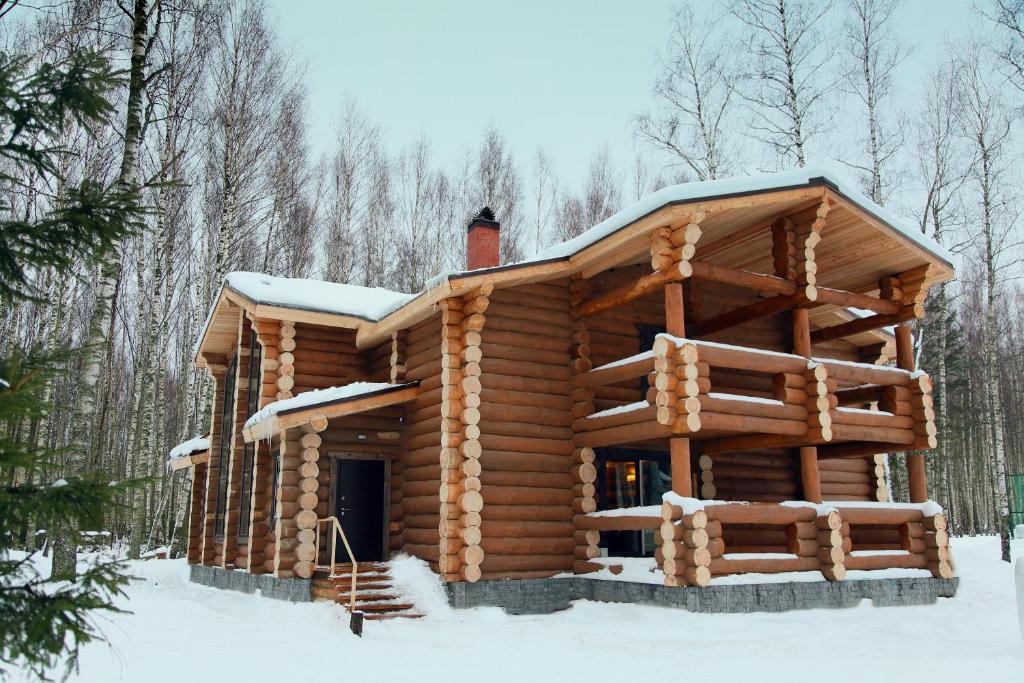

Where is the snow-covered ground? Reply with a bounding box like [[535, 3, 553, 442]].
[[18, 536, 1024, 682]]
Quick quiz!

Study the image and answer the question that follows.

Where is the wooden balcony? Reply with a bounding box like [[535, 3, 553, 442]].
[[575, 500, 954, 586], [573, 334, 936, 456]]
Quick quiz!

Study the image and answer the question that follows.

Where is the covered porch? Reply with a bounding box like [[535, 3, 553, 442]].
[[240, 381, 421, 579]]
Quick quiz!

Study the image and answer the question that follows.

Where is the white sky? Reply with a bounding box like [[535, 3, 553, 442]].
[[269, 0, 979, 186]]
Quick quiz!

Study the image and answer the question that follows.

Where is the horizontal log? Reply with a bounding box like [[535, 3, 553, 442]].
[[710, 555, 820, 575], [574, 514, 662, 531], [844, 552, 928, 571], [705, 504, 817, 525]]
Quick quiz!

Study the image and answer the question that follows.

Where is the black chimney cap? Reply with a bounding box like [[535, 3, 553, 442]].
[[467, 206, 499, 232]]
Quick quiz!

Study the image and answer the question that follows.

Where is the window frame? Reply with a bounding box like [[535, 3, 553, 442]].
[[212, 353, 238, 542]]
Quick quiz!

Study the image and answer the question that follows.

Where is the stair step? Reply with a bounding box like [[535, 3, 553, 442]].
[[364, 611, 425, 621], [341, 592, 401, 603], [351, 601, 415, 613]]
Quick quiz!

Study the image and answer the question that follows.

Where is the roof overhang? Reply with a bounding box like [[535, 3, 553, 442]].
[[195, 173, 956, 358], [168, 450, 209, 471], [243, 382, 421, 442]]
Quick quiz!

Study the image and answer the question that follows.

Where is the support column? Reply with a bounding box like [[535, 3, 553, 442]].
[[665, 281, 692, 497], [792, 308, 822, 503], [896, 324, 928, 503]]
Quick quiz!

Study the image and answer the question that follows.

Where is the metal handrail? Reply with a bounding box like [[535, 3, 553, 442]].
[[315, 516, 358, 613]]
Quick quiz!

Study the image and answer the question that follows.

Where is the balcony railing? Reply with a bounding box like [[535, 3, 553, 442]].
[[575, 500, 954, 585], [573, 334, 936, 454]]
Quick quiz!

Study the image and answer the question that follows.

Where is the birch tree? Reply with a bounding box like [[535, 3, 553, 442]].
[[731, 0, 837, 167], [56, 0, 162, 580], [323, 100, 378, 283], [982, 0, 1024, 96], [842, 0, 905, 203], [957, 43, 1019, 561], [636, 5, 738, 180]]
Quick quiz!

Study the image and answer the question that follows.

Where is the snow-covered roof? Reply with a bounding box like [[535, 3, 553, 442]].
[[225, 272, 416, 322], [167, 437, 210, 462], [244, 382, 413, 431], [197, 166, 952, 359], [528, 165, 953, 266]]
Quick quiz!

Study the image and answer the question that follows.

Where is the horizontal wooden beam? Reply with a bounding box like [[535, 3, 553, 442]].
[[690, 287, 815, 337], [810, 304, 921, 343], [812, 286, 900, 315], [817, 441, 906, 458], [698, 433, 818, 455], [243, 384, 420, 442], [572, 352, 654, 389], [575, 269, 671, 318], [574, 514, 662, 531], [688, 260, 796, 295]]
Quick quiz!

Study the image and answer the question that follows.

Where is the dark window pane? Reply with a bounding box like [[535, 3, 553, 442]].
[[213, 354, 238, 540]]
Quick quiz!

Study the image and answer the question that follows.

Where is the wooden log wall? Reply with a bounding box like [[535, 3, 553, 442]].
[[475, 281, 576, 579], [186, 461, 207, 564], [397, 314, 443, 566]]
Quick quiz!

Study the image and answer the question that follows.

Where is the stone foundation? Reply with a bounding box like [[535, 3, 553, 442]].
[[189, 564, 311, 602], [445, 576, 959, 615]]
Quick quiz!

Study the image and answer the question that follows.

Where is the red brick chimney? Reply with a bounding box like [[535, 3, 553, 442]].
[[466, 207, 500, 270]]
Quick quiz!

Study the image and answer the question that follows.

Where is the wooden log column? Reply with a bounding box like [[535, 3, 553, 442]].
[[276, 321, 296, 401], [924, 512, 955, 578], [660, 503, 712, 587], [895, 324, 927, 503], [390, 329, 407, 383], [292, 420, 326, 579], [438, 286, 491, 583], [698, 454, 715, 499], [272, 426, 319, 579], [657, 214, 704, 498], [785, 203, 827, 504], [568, 275, 600, 571], [817, 509, 847, 581]]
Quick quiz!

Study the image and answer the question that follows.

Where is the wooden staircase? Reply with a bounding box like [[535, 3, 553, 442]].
[[312, 562, 424, 621]]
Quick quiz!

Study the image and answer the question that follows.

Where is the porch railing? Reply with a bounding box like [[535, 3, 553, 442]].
[[314, 516, 358, 612]]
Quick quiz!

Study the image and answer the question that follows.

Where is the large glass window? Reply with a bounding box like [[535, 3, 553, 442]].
[[597, 449, 672, 557], [237, 330, 262, 542], [213, 354, 238, 541]]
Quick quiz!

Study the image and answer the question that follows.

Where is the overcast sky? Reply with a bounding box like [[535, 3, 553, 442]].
[[269, 0, 979, 187]]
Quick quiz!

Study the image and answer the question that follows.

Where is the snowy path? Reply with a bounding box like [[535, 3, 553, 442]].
[[25, 536, 1024, 682]]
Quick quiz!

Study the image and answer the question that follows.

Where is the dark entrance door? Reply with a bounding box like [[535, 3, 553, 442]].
[[333, 458, 387, 563]]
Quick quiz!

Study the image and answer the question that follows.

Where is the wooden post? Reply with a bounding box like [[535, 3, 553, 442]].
[[896, 324, 928, 503], [665, 281, 693, 497], [665, 282, 685, 337], [671, 437, 693, 497], [792, 290, 822, 503]]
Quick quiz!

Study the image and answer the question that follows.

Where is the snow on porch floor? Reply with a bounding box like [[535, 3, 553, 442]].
[[23, 536, 1024, 683]]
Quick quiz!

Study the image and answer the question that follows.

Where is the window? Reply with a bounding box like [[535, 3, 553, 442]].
[[596, 448, 672, 557], [213, 354, 238, 541], [237, 330, 262, 542], [268, 452, 280, 533]]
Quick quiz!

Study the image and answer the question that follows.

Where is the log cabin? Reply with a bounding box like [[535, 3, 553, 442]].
[[176, 167, 956, 615]]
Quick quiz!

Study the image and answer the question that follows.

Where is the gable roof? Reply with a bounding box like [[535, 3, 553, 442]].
[[195, 166, 955, 361]]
